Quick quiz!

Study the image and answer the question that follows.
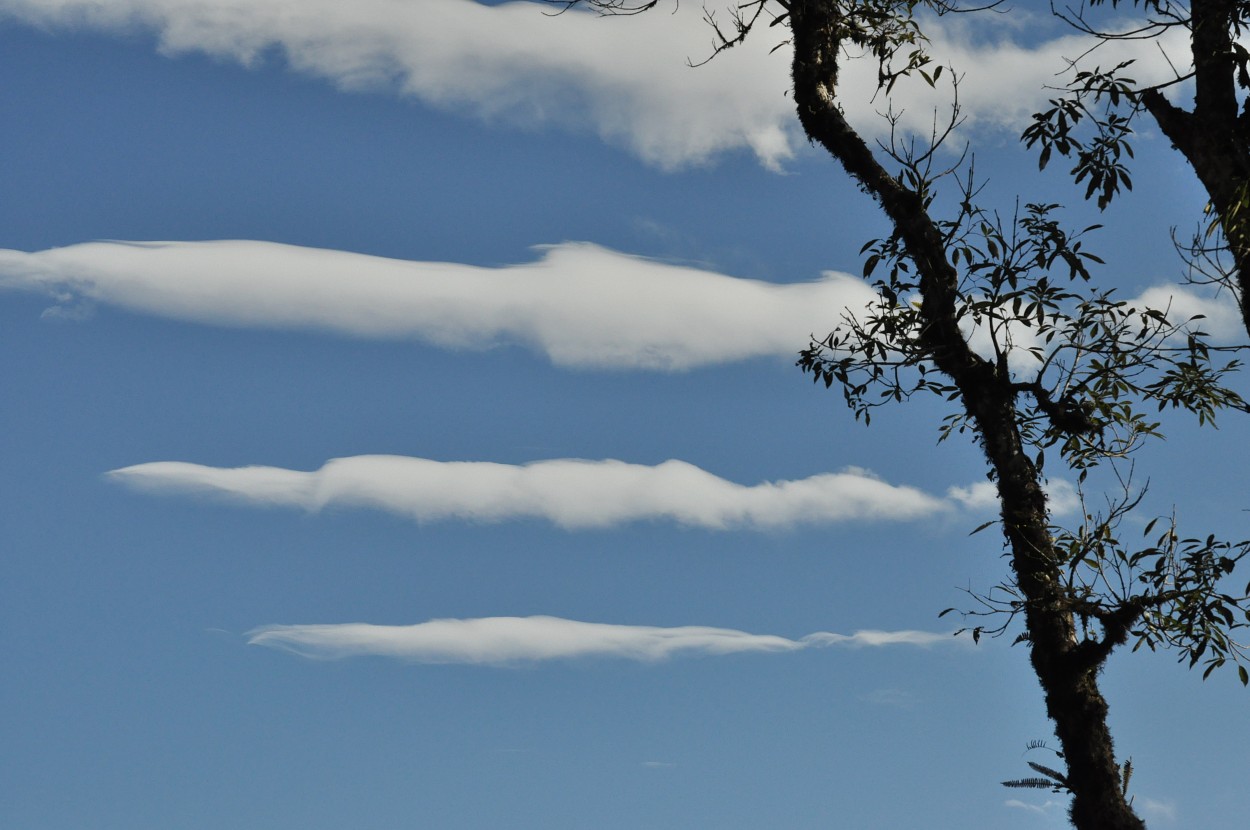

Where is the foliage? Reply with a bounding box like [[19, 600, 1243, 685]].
[[1023, 1, 1250, 335], [799, 178, 1246, 478], [1022, 61, 1140, 211]]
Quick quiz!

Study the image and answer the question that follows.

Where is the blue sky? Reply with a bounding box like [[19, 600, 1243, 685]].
[[2, 2, 1248, 828]]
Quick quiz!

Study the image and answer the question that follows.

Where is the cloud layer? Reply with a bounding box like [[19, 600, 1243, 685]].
[[0, 1, 1194, 168], [0, 239, 875, 369], [3, 237, 1228, 375], [0, 0, 796, 169], [108, 455, 949, 529], [246, 615, 954, 664]]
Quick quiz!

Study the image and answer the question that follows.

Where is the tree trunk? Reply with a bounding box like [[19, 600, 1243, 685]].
[[1142, 0, 1250, 338], [786, 3, 1143, 827]]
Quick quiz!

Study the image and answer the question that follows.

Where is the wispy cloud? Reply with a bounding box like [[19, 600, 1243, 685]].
[[1004, 798, 1064, 817], [1140, 798, 1178, 822], [107, 455, 949, 529], [246, 615, 956, 664], [0, 1, 1192, 169], [0, 239, 875, 370], [859, 688, 918, 709]]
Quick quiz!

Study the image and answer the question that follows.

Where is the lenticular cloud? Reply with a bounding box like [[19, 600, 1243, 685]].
[[0, 0, 797, 169], [0, 0, 1194, 169], [107, 455, 948, 529], [246, 615, 954, 664], [0, 239, 875, 370]]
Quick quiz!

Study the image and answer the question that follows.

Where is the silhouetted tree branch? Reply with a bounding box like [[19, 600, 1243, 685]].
[[554, 3, 1250, 827]]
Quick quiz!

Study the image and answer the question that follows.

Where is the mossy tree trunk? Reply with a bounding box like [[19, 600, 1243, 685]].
[[788, 4, 1144, 827]]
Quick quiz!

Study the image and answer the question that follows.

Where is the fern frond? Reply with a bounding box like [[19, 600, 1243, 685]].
[[1003, 777, 1063, 790], [1026, 760, 1069, 784]]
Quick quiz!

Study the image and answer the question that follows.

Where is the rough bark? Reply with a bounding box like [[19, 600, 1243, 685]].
[[787, 3, 1143, 827], [1141, 0, 1250, 338]]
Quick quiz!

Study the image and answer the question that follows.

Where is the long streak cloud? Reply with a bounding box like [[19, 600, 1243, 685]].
[[107, 456, 949, 529], [0, 240, 875, 370], [246, 615, 955, 664], [0, 0, 796, 169], [0, 0, 1192, 169], [3, 238, 1228, 373]]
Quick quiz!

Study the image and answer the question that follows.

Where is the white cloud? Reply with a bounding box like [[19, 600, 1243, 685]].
[[946, 480, 998, 511], [1043, 479, 1080, 516], [0, 239, 876, 370], [1140, 798, 1178, 822], [0, 0, 796, 169], [1131, 284, 1244, 343], [805, 629, 951, 648], [946, 478, 1079, 517], [868, 15, 1193, 140], [245, 614, 956, 664], [1004, 798, 1064, 817], [0, 1, 1195, 168], [107, 455, 950, 529]]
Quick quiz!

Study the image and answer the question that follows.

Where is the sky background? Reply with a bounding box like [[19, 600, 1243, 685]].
[[1, 2, 1247, 828]]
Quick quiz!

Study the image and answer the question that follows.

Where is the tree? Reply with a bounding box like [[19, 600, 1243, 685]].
[[566, 2, 1250, 828], [1024, 1, 1250, 339]]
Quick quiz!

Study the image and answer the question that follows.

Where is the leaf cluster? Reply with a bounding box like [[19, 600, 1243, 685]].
[[1050, 489, 1250, 683], [1022, 62, 1138, 210], [1125, 521, 1250, 682], [1023, 1, 1250, 211], [799, 180, 1246, 477]]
